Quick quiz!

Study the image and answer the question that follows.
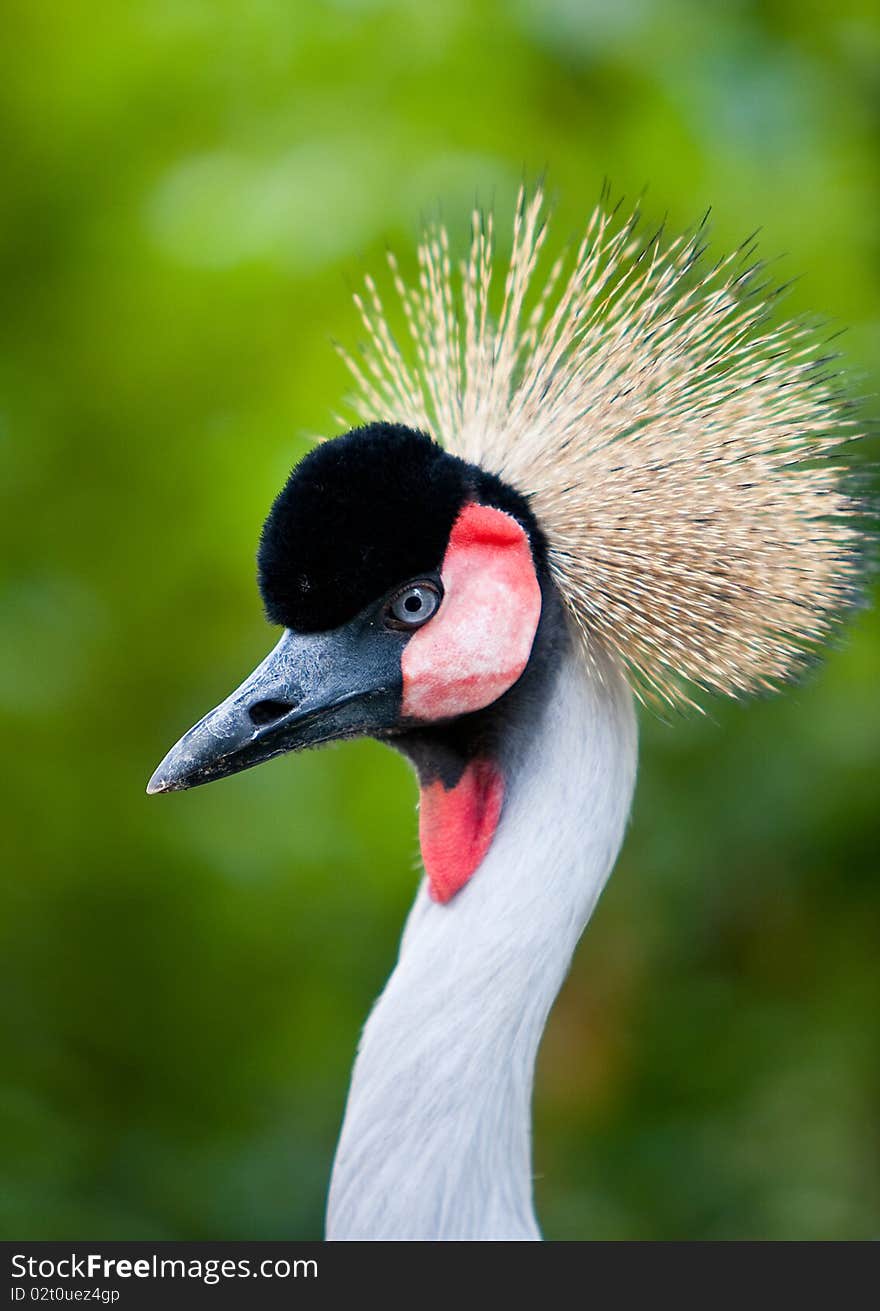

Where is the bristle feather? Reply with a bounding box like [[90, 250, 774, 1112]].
[[338, 189, 866, 708]]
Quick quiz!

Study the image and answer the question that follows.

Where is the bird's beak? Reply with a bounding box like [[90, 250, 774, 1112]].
[[147, 625, 402, 794]]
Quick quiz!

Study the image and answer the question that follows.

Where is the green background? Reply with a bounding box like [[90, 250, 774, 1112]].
[[1, 0, 878, 1240]]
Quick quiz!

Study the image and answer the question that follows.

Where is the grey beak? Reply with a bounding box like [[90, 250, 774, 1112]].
[[147, 623, 403, 794]]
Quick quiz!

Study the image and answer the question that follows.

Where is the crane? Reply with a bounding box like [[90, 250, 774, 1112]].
[[148, 189, 865, 1240]]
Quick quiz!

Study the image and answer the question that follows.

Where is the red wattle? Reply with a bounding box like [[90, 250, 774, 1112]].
[[418, 758, 505, 904]]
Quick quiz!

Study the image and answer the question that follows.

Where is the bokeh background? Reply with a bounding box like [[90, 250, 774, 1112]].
[[1, 0, 878, 1240]]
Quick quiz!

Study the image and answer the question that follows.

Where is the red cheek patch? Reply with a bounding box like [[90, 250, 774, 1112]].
[[419, 758, 505, 903], [401, 503, 541, 722]]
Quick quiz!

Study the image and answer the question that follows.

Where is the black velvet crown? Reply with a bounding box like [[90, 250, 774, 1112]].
[[257, 423, 545, 633]]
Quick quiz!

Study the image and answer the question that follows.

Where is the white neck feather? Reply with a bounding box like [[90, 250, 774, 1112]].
[[326, 646, 638, 1240]]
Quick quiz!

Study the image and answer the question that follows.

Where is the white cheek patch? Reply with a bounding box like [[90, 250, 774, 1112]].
[[401, 503, 542, 721]]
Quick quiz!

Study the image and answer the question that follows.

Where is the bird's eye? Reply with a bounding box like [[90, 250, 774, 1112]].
[[384, 581, 442, 631]]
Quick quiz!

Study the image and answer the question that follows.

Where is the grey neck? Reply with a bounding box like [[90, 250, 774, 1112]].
[[326, 643, 638, 1240]]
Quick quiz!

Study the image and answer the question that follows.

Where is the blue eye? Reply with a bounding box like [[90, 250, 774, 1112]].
[[385, 582, 442, 630]]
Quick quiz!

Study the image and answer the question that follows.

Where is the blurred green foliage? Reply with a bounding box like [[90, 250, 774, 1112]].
[[1, 0, 878, 1240]]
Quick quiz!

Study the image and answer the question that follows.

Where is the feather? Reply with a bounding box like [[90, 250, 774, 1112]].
[[337, 186, 866, 710]]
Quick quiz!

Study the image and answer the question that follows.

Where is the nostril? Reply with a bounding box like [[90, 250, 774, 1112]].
[[248, 698, 295, 727]]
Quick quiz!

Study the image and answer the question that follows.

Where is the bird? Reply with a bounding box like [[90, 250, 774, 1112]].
[[147, 187, 866, 1241]]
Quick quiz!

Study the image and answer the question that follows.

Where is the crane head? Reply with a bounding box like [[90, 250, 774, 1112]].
[[147, 422, 554, 900], [148, 188, 867, 900]]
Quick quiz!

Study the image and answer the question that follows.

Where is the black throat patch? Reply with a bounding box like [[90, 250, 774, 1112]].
[[257, 423, 545, 633]]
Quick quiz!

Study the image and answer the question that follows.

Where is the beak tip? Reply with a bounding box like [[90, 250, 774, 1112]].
[[146, 754, 190, 795]]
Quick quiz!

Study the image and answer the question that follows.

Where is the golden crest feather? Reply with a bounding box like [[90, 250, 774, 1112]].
[[336, 186, 863, 709]]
